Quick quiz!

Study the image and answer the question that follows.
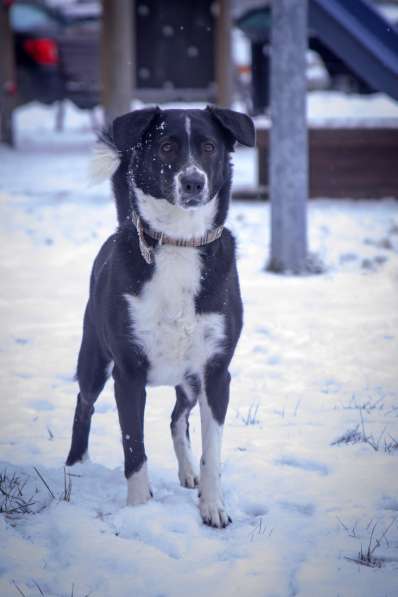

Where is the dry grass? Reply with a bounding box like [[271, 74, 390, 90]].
[[332, 408, 398, 454], [343, 518, 398, 569], [236, 402, 261, 426], [12, 580, 92, 596], [1, 466, 76, 520], [0, 470, 37, 517]]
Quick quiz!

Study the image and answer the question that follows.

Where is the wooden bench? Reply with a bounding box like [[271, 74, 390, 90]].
[[238, 124, 398, 199]]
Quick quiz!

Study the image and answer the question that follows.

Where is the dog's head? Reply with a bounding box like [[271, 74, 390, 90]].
[[91, 106, 254, 231], [113, 106, 254, 210]]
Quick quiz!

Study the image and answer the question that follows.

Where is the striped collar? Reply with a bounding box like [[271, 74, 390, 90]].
[[131, 209, 224, 264]]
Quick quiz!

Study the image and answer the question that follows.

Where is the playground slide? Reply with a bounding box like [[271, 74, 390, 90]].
[[309, 0, 398, 101]]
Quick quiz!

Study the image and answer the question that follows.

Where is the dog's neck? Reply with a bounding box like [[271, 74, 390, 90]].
[[132, 185, 219, 241]]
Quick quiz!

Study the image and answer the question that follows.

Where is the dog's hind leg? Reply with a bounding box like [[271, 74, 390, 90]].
[[66, 311, 111, 466], [171, 376, 200, 489]]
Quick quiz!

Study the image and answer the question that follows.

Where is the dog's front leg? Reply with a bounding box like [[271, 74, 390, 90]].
[[199, 366, 231, 528], [113, 367, 152, 506]]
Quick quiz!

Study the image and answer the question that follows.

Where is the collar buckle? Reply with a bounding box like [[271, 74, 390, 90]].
[[136, 215, 154, 265]]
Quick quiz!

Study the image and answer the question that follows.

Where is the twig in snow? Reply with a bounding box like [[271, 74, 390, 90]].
[[33, 467, 55, 499], [249, 517, 273, 541], [384, 434, 398, 454], [344, 517, 397, 568], [237, 402, 260, 426], [0, 470, 37, 516], [344, 554, 382, 568], [332, 409, 396, 453], [368, 518, 397, 557], [32, 580, 45, 595], [293, 399, 302, 417], [63, 467, 72, 502], [12, 580, 27, 596], [340, 394, 384, 413], [358, 409, 377, 450], [331, 425, 361, 446], [336, 516, 358, 538]]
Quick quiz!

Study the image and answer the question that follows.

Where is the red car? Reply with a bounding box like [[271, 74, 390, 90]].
[[11, 0, 100, 108]]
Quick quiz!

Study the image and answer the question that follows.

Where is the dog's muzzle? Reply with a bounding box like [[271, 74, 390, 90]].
[[177, 169, 207, 208]]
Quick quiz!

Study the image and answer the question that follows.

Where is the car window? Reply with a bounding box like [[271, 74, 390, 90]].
[[10, 4, 58, 31]]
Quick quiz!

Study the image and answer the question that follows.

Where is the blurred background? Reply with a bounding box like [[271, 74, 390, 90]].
[[1, 0, 398, 201]]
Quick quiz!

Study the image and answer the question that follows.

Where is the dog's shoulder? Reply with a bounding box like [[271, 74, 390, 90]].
[[90, 225, 153, 298], [196, 227, 242, 316]]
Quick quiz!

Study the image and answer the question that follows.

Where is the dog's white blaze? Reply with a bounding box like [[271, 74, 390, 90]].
[[198, 389, 229, 527], [134, 186, 216, 240], [185, 115, 193, 161], [127, 461, 152, 506], [124, 246, 225, 387], [185, 116, 191, 139], [89, 141, 120, 183]]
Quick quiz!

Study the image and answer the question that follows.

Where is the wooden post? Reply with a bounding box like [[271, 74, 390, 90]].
[[101, 0, 134, 125], [268, 0, 308, 273], [215, 0, 233, 108], [0, 1, 16, 146]]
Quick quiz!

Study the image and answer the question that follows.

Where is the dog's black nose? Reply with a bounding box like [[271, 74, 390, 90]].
[[180, 172, 206, 195]]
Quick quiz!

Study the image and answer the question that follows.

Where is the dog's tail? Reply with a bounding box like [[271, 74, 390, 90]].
[[89, 127, 132, 226], [89, 127, 120, 184]]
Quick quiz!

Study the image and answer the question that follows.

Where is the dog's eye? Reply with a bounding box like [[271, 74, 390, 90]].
[[202, 142, 216, 153], [160, 142, 175, 153]]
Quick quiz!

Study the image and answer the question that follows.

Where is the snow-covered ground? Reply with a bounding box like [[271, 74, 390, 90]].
[[0, 97, 398, 597]]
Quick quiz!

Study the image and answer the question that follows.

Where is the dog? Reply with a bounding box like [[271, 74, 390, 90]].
[[66, 106, 255, 528]]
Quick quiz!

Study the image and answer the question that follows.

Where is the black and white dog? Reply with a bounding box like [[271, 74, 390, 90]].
[[66, 106, 255, 528]]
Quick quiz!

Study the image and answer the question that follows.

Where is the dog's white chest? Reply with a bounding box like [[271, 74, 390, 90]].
[[124, 246, 225, 386]]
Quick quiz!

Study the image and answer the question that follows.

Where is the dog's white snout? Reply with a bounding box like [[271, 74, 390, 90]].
[[176, 165, 208, 207]]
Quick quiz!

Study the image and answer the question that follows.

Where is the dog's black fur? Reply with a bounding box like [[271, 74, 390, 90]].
[[66, 106, 255, 527]]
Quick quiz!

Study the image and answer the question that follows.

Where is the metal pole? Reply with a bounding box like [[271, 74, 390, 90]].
[[102, 0, 134, 124], [268, 0, 308, 273], [215, 0, 233, 108]]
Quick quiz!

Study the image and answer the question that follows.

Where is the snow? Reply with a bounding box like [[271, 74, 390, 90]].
[[1, 99, 398, 597], [254, 90, 398, 128], [307, 91, 398, 126]]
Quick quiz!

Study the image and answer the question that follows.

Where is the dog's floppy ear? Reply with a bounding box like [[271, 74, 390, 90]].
[[207, 106, 255, 148], [112, 106, 160, 152]]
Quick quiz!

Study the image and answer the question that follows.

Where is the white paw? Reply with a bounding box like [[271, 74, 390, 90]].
[[179, 469, 199, 489], [127, 485, 152, 506], [199, 496, 232, 528], [178, 460, 199, 488], [126, 462, 153, 506]]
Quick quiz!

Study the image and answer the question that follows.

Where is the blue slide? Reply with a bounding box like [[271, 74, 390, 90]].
[[309, 0, 398, 101]]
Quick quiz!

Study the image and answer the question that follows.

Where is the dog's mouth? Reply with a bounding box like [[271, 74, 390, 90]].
[[179, 193, 206, 209]]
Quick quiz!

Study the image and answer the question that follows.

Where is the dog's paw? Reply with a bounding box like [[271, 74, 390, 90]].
[[127, 486, 153, 507], [126, 462, 153, 506], [179, 471, 199, 489], [178, 463, 199, 489], [199, 497, 232, 528]]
